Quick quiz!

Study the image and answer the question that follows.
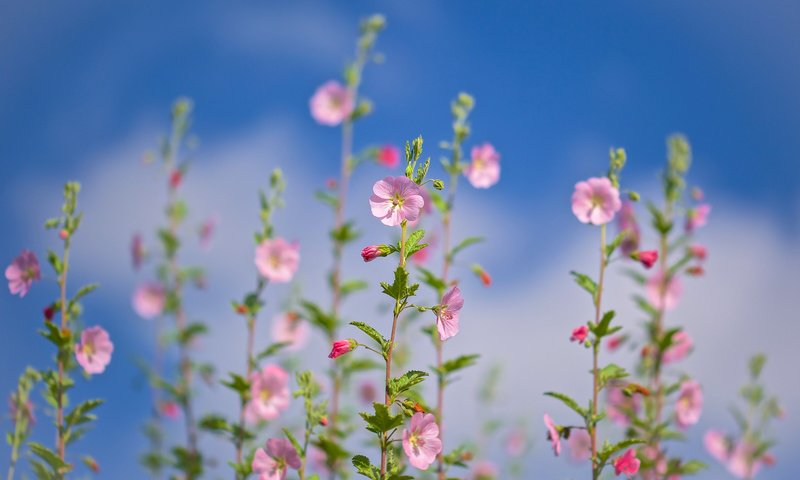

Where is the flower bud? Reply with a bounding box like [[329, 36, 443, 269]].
[[432, 179, 445, 191], [328, 339, 357, 359], [43, 304, 55, 321], [631, 250, 658, 269], [689, 244, 707, 261], [570, 325, 589, 343], [361, 245, 391, 262], [169, 169, 183, 189], [686, 266, 705, 276], [319, 416, 329, 426], [59, 229, 69, 240]]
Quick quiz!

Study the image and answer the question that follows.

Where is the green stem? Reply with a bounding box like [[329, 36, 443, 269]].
[[591, 224, 607, 479], [55, 237, 71, 478]]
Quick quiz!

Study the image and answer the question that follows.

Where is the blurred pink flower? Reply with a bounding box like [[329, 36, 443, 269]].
[[244, 365, 290, 423], [607, 386, 641, 426], [471, 460, 499, 480], [571, 177, 622, 225], [255, 238, 300, 283], [75, 326, 114, 375], [271, 312, 309, 351], [505, 428, 526, 457], [309, 81, 353, 126], [607, 335, 626, 352], [411, 245, 430, 265], [328, 339, 355, 359], [675, 380, 703, 428], [369, 176, 425, 226], [402, 412, 442, 470], [613, 448, 641, 476], [359, 381, 377, 404], [160, 401, 180, 419], [377, 145, 400, 168], [646, 270, 682, 311], [685, 204, 711, 232], [727, 441, 764, 478], [131, 233, 144, 270], [618, 201, 640, 255], [5, 250, 40, 297], [252, 438, 301, 480], [437, 286, 463, 341], [704, 430, 730, 463], [570, 325, 589, 343], [8, 395, 35, 429], [132, 283, 165, 319], [689, 244, 707, 261], [309, 447, 330, 476], [544, 414, 561, 456], [464, 143, 501, 188], [199, 216, 216, 249], [662, 331, 693, 364], [567, 428, 591, 463]]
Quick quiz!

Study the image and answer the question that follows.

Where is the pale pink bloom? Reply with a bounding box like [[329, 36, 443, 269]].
[[309, 81, 353, 126], [328, 339, 356, 359], [309, 448, 330, 476], [675, 380, 703, 428], [131, 233, 144, 270], [255, 238, 300, 283], [244, 365, 290, 423], [607, 386, 640, 426], [436, 286, 463, 341], [689, 244, 707, 261], [132, 282, 166, 319], [464, 143, 501, 189], [359, 381, 377, 404], [567, 428, 591, 463], [199, 216, 216, 249], [5, 250, 40, 297], [727, 441, 764, 478], [75, 326, 114, 375], [8, 395, 35, 428], [646, 270, 683, 311], [662, 331, 693, 364], [402, 412, 442, 470], [571, 177, 622, 225], [160, 401, 180, 419], [369, 176, 425, 227], [613, 448, 641, 476], [470, 460, 499, 480], [271, 312, 309, 351], [252, 438, 301, 480], [543, 414, 561, 456], [377, 145, 400, 168], [618, 201, 641, 256], [685, 204, 711, 232], [505, 428, 526, 457], [704, 430, 730, 463], [570, 325, 589, 343]]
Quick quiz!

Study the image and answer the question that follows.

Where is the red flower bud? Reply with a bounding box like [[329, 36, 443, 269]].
[[328, 339, 356, 359], [689, 244, 707, 261], [631, 250, 658, 269], [43, 304, 56, 321], [361, 245, 390, 262], [59, 229, 69, 240], [235, 304, 248, 315], [480, 270, 492, 287], [686, 266, 705, 276], [319, 416, 329, 426], [169, 169, 183, 189]]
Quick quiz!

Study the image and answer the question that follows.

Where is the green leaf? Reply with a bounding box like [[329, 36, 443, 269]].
[[605, 231, 627, 258], [47, 250, 63, 276], [449, 236, 484, 261], [350, 321, 388, 351], [544, 391, 587, 418], [352, 455, 379, 480], [341, 279, 368, 297], [381, 266, 409, 301], [255, 342, 290, 362], [598, 364, 629, 388], [64, 399, 103, 429], [221, 373, 250, 395], [29, 442, 69, 474], [597, 438, 646, 465], [300, 301, 337, 337], [592, 310, 615, 338], [360, 402, 404, 435], [417, 267, 446, 293], [388, 370, 428, 400], [72, 283, 99, 303], [282, 428, 303, 458], [570, 271, 597, 299], [438, 354, 480, 378], [677, 460, 708, 475], [178, 322, 207, 345]]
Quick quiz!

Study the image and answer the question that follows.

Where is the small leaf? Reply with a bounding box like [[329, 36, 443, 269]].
[[544, 391, 587, 418]]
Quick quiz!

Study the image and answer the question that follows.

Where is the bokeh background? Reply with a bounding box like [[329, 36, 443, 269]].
[[1, 1, 799, 478]]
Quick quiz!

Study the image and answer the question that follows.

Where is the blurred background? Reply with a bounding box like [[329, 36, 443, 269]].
[[1, 1, 799, 478]]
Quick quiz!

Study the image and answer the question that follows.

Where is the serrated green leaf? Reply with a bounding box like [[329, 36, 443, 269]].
[[544, 391, 587, 418]]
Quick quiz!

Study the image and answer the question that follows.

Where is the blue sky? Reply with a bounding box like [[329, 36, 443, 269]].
[[1, 1, 799, 478]]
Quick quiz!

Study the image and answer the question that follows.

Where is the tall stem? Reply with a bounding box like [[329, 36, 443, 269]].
[[6, 395, 26, 480], [591, 224, 607, 479], [650, 203, 672, 468], [380, 222, 407, 478], [55, 238, 71, 473]]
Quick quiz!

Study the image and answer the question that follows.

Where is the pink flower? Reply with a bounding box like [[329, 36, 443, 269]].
[[75, 326, 114, 375], [255, 238, 300, 283], [727, 441, 764, 478], [244, 365, 290, 423], [359, 381, 377, 404], [505, 429, 526, 457], [646, 270, 683, 311], [309, 81, 354, 126], [685, 204, 711, 232], [369, 176, 425, 227], [160, 401, 180, 419], [8, 395, 35, 429], [567, 428, 591, 463], [271, 311, 309, 352], [543, 414, 561, 456], [328, 339, 356, 359], [607, 386, 641, 426], [613, 448, 641, 476], [437, 286, 464, 341], [132, 282, 166, 319], [376, 145, 401, 168], [471, 461, 499, 480], [411, 245, 430, 265], [618, 201, 641, 256], [361, 245, 391, 262], [689, 244, 707, 261], [570, 325, 589, 343], [252, 438, 301, 480], [464, 143, 501, 189], [5, 250, 40, 297], [131, 234, 144, 270], [169, 169, 182, 189], [199, 217, 216, 249], [675, 380, 703, 428], [704, 430, 730, 463], [632, 250, 658, 269], [571, 177, 622, 225], [662, 331, 693, 364], [402, 412, 442, 470], [607, 335, 626, 352]]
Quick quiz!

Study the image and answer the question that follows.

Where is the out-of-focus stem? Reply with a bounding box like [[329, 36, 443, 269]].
[[55, 237, 71, 474], [591, 224, 607, 479]]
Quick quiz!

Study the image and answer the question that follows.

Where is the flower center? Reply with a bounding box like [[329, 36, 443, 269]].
[[260, 388, 272, 402], [269, 253, 281, 269], [83, 342, 96, 357], [391, 193, 404, 209]]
